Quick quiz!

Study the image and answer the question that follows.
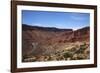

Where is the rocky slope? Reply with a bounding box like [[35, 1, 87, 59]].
[[22, 24, 90, 62]]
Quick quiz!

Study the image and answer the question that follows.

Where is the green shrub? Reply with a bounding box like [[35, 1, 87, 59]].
[[70, 47, 77, 52], [63, 52, 72, 58]]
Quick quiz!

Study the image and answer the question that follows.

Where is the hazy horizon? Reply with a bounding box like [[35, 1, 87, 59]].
[[22, 10, 90, 30], [22, 24, 89, 31]]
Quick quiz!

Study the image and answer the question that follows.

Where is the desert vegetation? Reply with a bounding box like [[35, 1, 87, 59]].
[[22, 42, 90, 62]]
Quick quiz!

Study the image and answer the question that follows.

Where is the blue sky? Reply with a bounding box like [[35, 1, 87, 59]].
[[22, 10, 90, 30]]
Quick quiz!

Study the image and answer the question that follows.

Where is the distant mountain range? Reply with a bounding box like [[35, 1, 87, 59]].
[[22, 24, 73, 32], [22, 24, 90, 57]]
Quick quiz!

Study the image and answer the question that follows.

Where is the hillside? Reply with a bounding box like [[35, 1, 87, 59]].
[[22, 24, 90, 62]]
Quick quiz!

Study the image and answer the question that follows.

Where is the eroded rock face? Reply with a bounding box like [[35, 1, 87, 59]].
[[22, 24, 90, 62]]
